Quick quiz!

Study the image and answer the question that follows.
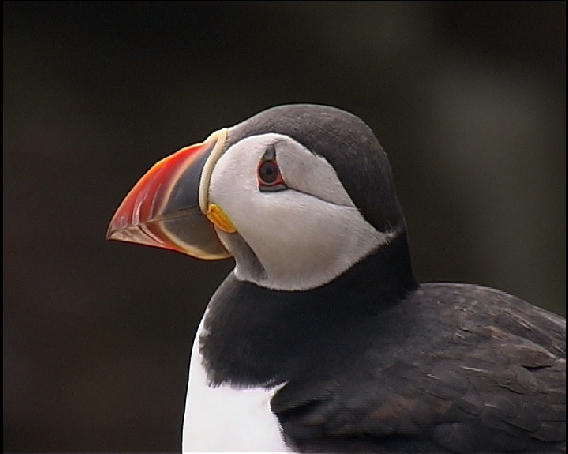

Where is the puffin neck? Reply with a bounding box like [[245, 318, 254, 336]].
[[199, 231, 417, 387], [312, 230, 418, 311], [227, 229, 416, 309]]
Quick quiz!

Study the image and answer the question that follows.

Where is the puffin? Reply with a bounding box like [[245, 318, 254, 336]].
[[107, 104, 566, 453]]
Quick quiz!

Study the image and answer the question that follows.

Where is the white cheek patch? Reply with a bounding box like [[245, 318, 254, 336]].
[[208, 133, 399, 291]]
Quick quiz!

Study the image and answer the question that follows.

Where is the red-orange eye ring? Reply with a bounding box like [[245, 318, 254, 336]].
[[257, 145, 288, 192]]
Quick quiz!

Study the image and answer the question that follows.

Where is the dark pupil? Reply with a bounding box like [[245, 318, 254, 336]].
[[259, 161, 278, 184]]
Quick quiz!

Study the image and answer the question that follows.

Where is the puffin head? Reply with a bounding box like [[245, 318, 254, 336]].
[[107, 104, 407, 291]]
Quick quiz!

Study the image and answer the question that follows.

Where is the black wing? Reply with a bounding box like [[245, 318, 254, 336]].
[[272, 285, 566, 453]]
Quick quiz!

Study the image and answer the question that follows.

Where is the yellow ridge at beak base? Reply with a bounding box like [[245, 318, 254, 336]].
[[206, 204, 237, 234]]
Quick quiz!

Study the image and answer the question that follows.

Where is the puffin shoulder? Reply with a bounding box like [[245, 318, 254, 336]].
[[271, 283, 566, 453], [413, 282, 565, 355]]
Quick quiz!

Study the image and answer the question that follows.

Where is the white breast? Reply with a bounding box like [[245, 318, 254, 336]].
[[182, 317, 292, 452]]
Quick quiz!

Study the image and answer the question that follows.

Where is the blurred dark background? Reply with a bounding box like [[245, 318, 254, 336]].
[[3, 1, 566, 452]]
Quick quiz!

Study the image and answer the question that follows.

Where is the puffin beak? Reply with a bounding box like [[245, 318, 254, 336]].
[[107, 129, 233, 260]]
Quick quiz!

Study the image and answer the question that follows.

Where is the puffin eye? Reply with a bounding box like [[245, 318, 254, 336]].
[[258, 161, 279, 184], [257, 145, 287, 192]]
